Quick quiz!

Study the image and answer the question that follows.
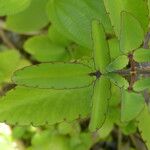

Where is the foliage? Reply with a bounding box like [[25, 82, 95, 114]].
[[0, 0, 150, 149]]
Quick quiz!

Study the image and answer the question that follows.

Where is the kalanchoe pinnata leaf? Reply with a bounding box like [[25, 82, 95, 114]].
[[133, 77, 150, 92], [0, 86, 92, 125], [24, 35, 70, 62], [138, 105, 150, 150], [106, 55, 128, 72], [12, 63, 96, 89], [106, 73, 129, 89], [121, 90, 145, 122], [120, 11, 144, 54], [6, 0, 49, 33], [0, 0, 31, 16], [92, 20, 110, 73], [104, 0, 148, 36], [89, 76, 111, 131], [47, 0, 113, 49], [134, 48, 150, 62]]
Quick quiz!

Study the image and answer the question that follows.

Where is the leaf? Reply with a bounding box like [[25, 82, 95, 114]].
[[12, 63, 95, 89], [121, 90, 145, 122], [106, 73, 129, 89], [47, 0, 113, 49], [0, 86, 92, 126], [24, 35, 70, 62], [89, 76, 111, 131], [120, 11, 144, 54], [6, 0, 49, 33], [106, 55, 128, 72], [92, 20, 110, 73], [0, 0, 31, 16], [133, 77, 150, 92], [108, 38, 122, 60], [134, 48, 150, 62], [138, 105, 150, 150], [104, 0, 149, 36]]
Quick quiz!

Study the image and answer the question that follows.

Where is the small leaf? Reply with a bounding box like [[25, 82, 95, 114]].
[[138, 105, 150, 150], [0, 0, 31, 16], [12, 63, 95, 89], [106, 55, 128, 72], [121, 90, 145, 122], [92, 20, 110, 73], [89, 76, 111, 131], [108, 38, 122, 60], [134, 48, 150, 62], [120, 11, 144, 53], [133, 77, 150, 92], [106, 73, 129, 89], [0, 86, 92, 125], [24, 35, 70, 62], [6, 0, 49, 33]]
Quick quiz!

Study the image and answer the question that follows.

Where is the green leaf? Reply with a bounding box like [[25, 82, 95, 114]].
[[24, 35, 70, 62], [89, 76, 111, 131], [0, 0, 31, 16], [134, 48, 150, 62], [47, 0, 113, 49], [6, 0, 49, 33], [106, 73, 129, 89], [121, 90, 145, 122], [108, 38, 122, 60], [12, 63, 95, 89], [133, 77, 150, 92], [138, 105, 150, 150], [104, 0, 149, 36], [106, 55, 128, 72], [120, 11, 144, 53], [0, 86, 92, 125], [92, 20, 110, 73]]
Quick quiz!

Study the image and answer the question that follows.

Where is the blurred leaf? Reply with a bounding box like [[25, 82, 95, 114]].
[[0, 86, 92, 125], [12, 63, 95, 89], [133, 77, 150, 92], [120, 11, 144, 54], [47, 0, 112, 49], [24, 35, 70, 62], [6, 0, 49, 33], [0, 0, 31, 16], [106, 55, 128, 72], [89, 76, 111, 131], [104, 0, 148, 36], [121, 90, 145, 122], [138, 105, 150, 150], [92, 20, 110, 73], [134, 48, 150, 62]]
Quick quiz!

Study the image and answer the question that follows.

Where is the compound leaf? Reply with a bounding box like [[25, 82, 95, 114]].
[[6, 0, 49, 33], [106, 55, 128, 72], [133, 77, 150, 92], [134, 48, 150, 62], [138, 105, 150, 150], [120, 11, 144, 54], [121, 90, 145, 122], [24, 35, 70, 62], [0, 0, 31, 16], [12, 63, 95, 89], [0, 86, 92, 125], [92, 20, 110, 73], [89, 76, 111, 131]]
